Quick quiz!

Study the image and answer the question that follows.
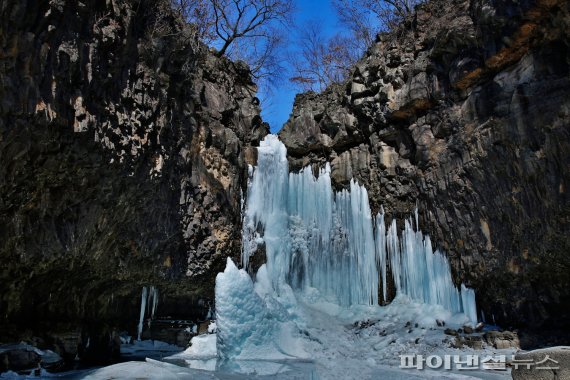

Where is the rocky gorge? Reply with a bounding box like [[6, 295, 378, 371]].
[[0, 0, 569, 371], [280, 0, 570, 341]]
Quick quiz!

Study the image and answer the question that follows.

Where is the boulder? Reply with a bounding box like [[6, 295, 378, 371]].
[[444, 328, 458, 336], [0, 344, 40, 372], [452, 335, 484, 350], [484, 331, 520, 349], [0, 343, 62, 373]]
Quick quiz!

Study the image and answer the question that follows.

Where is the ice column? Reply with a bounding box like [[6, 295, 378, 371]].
[[241, 135, 290, 289], [374, 208, 387, 303], [137, 287, 148, 341], [376, 211, 477, 324], [149, 286, 159, 320], [215, 258, 303, 360]]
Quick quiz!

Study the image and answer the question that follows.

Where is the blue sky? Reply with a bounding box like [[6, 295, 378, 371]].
[[260, 0, 342, 133]]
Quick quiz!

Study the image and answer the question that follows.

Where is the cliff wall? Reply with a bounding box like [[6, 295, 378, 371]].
[[0, 0, 265, 359], [280, 0, 570, 335]]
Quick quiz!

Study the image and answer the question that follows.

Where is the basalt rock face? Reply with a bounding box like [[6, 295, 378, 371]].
[[0, 0, 265, 358], [280, 0, 570, 334]]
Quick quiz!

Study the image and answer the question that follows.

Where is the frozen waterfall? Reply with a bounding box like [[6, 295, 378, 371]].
[[240, 135, 477, 323]]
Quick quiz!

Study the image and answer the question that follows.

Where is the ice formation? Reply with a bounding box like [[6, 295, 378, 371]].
[[215, 258, 306, 361], [149, 286, 159, 319], [384, 209, 473, 319], [137, 287, 148, 341], [240, 135, 476, 320], [214, 134, 478, 362], [137, 286, 159, 340]]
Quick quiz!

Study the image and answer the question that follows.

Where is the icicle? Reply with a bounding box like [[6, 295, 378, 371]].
[[387, 219, 401, 293], [414, 205, 419, 232], [382, 209, 477, 324], [149, 286, 159, 320], [137, 286, 148, 341], [206, 305, 212, 320], [374, 208, 387, 303], [461, 284, 477, 325], [241, 135, 477, 322]]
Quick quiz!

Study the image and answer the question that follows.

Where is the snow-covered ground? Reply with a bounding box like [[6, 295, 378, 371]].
[[78, 296, 515, 380], [289, 294, 516, 380], [0, 285, 517, 380], [160, 304, 514, 379], [72, 255, 516, 379]]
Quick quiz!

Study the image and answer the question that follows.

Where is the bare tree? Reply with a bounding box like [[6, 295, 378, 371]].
[[288, 22, 357, 92], [172, 0, 217, 43], [333, 0, 423, 50], [232, 31, 285, 83], [333, 0, 376, 50], [208, 0, 292, 57], [289, 0, 423, 93], [173, 0, 292, 85]]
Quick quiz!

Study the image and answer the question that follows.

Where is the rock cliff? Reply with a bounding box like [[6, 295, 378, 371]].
[[280, 0, 570, 338], [0, 0, 265, 360]]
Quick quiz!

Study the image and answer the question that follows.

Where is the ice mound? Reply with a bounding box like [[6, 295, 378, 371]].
[[168, 334, 217, 359], [215, 258, 307, 361], [83, 359, 194, 380]]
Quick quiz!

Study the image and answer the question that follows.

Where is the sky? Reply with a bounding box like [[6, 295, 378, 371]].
[[260, 0, 342, 133]]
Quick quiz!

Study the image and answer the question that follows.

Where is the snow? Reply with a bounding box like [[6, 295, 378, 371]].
[[83, 359, 193, 380], [516, 345, 570, 354], [167, 334, 217, 359]]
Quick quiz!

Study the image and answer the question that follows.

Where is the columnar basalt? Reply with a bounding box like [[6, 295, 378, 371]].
[[0, 0, 266, 359], [279, 0, 570, 335]]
